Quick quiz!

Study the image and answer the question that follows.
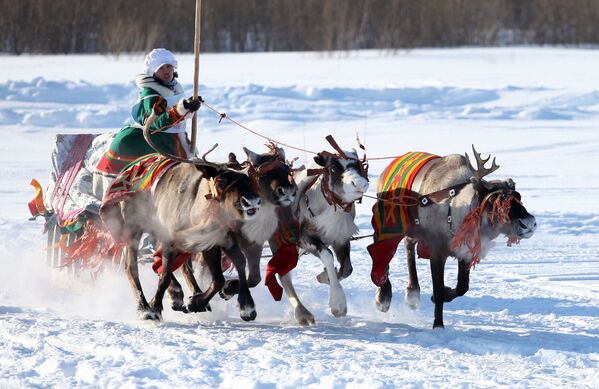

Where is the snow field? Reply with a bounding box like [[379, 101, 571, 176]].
[[0, 48, 598, 388]]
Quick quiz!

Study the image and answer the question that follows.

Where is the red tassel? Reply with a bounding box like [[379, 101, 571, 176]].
[[151, 248, 193, 274], [451, 208, 483, 269], [367, 237, 402, 287], [61, 221, 125, 269], [265, 244, 299, 301]]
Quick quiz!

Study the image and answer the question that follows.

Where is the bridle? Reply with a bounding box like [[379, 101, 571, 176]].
[[479, 188, 521, 226], [304, 135, 369, 214], [243, 144, 298, 196], [204, 173, 243, 201]]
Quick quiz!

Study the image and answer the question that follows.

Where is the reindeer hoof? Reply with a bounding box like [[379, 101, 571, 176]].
[[171, 302, 189, 313], [316, 269, 330, 284], [405, 287, 421, 309], [430, 286, 454, 304], [187, 301, 211, 313], [331, 306, 347, 318], [219, 289, 235, 301], [337, 264, 353, 281], [187, 295, 211, 313], [240, 307, 257, 321], [139, 309, 162, 321], [433, 321, 445, 330], [294, 305, 315, 326], [298, 316, 316, 326], [219, 280, 239, 300], [375, 280, 392, 312]]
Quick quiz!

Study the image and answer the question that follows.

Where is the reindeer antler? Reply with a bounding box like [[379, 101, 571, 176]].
[[195, 143, 225, 169], [465, 144, 500, 181]]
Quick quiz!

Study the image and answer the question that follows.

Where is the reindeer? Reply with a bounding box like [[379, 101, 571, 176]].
[[100, 149, 262, 321], [184, 145, 297, 301], [367, 146, 537, 328], [272, 136, 369, 325]]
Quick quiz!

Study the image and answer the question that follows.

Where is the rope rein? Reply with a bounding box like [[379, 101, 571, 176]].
[[202, 102, 318, 155], [143, 96, 399, 161]]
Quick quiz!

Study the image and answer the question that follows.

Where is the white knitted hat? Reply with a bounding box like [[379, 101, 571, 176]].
[[143, 48, 178, 75]]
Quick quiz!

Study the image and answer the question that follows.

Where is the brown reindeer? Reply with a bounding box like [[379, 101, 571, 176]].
[[99, 150, 262, 321], [367, 146, 537, 328]]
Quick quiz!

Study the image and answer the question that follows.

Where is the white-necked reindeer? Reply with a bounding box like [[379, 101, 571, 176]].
[[278, 136, 369, 325]]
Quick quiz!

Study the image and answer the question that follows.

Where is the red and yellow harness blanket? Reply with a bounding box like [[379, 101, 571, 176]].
[[371, 151, 440, 242], [102, 153, 177, 206], [368, 151, 439, 286]]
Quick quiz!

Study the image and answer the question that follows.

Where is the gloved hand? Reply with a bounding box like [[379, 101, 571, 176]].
[[175, 96, 204, 116], [183, 96, 202, 112]]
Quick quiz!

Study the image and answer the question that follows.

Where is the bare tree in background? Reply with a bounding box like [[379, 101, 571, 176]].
[[1, 0, 599, 54]]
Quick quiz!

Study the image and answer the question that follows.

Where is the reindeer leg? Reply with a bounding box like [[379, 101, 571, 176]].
[[148, 242, 175, 321], [167, 274, 189, 313], [375, 275, 393, 312], [443, 259, 470, 302], [280, 272, 315, 326], [405, 238, 421, 309], [187, 247, 223, 312], [223, 243, 257, 321], [181, 258, 202, 294], [244, 243, 264, 288], [317, 240, 352, 284], [334, 241, 353, 281], [219, 242, 263, 300], [124, 239, 154, 319], [119, 201, 158, 320], [429, 256, 448, 329], [312, 239, 347, 317]]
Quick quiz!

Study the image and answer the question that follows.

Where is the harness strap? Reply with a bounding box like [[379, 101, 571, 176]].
[[325, 135, 349, 159], [419, 181, 470, 207]]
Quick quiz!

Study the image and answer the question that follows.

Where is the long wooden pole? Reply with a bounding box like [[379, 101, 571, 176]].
[[190, 0, 202, 155]]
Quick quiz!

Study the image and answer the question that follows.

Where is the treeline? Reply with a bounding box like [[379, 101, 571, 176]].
[[2, 0, 599, 54]]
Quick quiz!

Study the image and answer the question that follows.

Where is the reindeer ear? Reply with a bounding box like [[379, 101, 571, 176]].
[[277, 147, 285, 160], [243, 147, 259, 164], [195, 164, 219, 178], [507, 178, 516, 190], [227, 152, 242, 169], [314, 153, 327, 167]]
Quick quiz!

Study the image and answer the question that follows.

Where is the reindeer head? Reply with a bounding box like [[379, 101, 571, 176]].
[[196, 163, 262, 221], [243, 145, 296, 207], [193, 147, 262, 221], [466, 146, 537, 240], [314, 149, 369, 204]]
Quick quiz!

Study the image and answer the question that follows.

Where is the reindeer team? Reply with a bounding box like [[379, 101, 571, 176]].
[[96, 108, 536, 329]]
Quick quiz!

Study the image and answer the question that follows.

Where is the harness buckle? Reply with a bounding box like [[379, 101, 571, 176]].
[[449, 189, 456, 197], [420, 197, 429, 206], [447, 215, 452, 224], [414, 218, 420, 225]]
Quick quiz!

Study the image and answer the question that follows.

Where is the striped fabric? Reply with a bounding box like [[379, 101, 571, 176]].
[[102, 153, 178, 206], [371, 152, 440, 241]]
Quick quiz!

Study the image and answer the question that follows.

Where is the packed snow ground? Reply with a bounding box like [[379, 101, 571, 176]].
[[0, 48, 598, 388]]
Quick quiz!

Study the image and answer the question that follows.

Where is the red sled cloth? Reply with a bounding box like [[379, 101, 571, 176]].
[[151, 248, 192, 274], [367, 237, 402, 287], [265, 244, 299, 301]]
